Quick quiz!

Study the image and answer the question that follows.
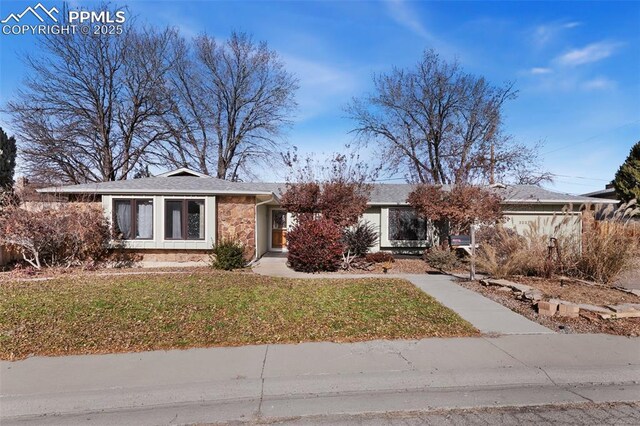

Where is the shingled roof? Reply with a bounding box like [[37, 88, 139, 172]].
[[39, 171, 611, 205]]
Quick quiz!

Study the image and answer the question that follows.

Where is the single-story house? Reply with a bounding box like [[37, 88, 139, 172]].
[[582, 184, 619, 201], [37, 168, 613, 263]]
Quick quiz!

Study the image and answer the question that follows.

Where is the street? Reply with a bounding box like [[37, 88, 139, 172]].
[[2, 334, 639, 425]]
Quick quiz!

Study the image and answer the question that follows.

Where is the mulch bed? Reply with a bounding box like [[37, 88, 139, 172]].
[[458, 278, 640, 336], [329, 256, 443, 275]]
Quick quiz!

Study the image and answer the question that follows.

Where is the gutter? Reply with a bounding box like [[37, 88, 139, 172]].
[[502, 199, 614, 205], [36, 188, 275, 196]]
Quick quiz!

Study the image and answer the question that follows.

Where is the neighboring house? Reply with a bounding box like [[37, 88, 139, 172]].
[[582, 184, 619, 201], [37, 168, 613, 263]]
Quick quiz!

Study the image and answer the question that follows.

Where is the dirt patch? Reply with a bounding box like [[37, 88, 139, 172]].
[[614, 257, 640, 290], [514, 276, 640, 306], [327, 257, 441, 275], [458, 278, 640, 336]]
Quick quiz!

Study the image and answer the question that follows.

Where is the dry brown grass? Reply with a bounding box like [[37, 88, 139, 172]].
[[477, 202, 640, 284], [577, 218, 640, 284], [0, 270, 477, 360]]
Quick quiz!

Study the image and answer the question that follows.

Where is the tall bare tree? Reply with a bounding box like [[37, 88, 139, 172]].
[[159, 32, 298, 181], [348, 50, 550, 186], [6, 22, 176, 183]]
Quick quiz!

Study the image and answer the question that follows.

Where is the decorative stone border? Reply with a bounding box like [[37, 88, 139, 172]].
[[479, 278, 640, 320]]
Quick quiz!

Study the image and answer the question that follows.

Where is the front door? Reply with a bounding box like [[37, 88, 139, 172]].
[[271, 209, 287, 250]]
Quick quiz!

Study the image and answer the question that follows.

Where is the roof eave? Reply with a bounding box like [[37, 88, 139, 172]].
[[502, 199, 614, 204], [37, 188, 276, 196]]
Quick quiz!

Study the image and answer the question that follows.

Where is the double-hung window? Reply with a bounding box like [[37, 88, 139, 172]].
[[164, 199, 205, 240], [113, 199, 154, 240], [388, 208, 427, 241]]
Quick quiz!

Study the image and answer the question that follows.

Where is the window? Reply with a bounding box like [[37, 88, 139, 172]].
[[388, 208, 427, 241], [113, 199, 153, 240], [165, 199, 205, 240]]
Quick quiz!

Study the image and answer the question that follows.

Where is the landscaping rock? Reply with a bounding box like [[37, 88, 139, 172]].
[[614, 287, 640, 297], [577, 304, 615, 314], [606, 304, 640, 313], [599, 311, 640, 320], [486, 279, 513, 287], [558, 302, 579, 318], [537, 300, 558, 316], [486, 279, 533, 293], [523, 289, 544, 301]]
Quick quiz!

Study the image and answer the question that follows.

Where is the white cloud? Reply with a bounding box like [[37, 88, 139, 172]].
[[532, 20, 581, 47], [530, 67, 552, 75], [582, 77, 616, 91], [384, 0, 430, 39], [281, 54, 361, 122], [563, 21, 581, 29], [556, 41, 621, 66]]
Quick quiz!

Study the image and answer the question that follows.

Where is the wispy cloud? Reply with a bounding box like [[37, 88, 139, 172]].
[[582, 77, 616, 91], [281, 54, 361, 122], [384, 0, 430, 39], [530, 67, 552, 75], [556, 41, 622, 66], [532, 20, 581, 47], [381, 0, 462, 60]]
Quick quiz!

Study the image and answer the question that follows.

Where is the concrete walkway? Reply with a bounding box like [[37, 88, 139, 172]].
[[2, 334, 639, 425], [253, 255, 553, 335]]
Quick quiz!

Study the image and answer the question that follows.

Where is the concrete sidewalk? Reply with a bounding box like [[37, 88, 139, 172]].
[[2, 334, 639, 425], [253, 256, 552, 335]]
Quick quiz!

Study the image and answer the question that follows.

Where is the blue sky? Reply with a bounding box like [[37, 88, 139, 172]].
[[1, 0, 639, 194]]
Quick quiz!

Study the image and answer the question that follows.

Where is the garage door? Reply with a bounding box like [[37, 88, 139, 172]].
[[503, 213, 581, 239]]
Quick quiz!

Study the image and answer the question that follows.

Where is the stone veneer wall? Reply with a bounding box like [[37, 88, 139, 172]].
[[134, 250, 210, 263], [216, 195, 256, 260]]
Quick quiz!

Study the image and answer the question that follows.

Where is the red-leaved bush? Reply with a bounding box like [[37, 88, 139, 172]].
[[281, 181, 370, 228], [0, 204, 110, 269], [287, 218, 344, 272], [408, 184, 503, 234]]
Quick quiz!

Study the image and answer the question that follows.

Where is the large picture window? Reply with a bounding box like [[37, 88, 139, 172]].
[[165, 199, 205, 240], [113, 199, 153, 240], [388, 208, 427, 241]]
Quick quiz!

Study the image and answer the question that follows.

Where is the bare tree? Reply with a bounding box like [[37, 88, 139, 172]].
[[348, 49, 551, 186], [159, 32, 298, 181], [6, 22, 176, 183]]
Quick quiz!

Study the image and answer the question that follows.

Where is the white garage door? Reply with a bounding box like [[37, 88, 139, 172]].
[[503, 213, 582, 239]]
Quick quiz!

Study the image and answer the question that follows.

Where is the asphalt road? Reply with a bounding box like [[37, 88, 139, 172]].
[[269, 402, 640, 425]]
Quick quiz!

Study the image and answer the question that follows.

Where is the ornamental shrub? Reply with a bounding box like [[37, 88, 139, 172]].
[[342, 221, 378, 257], [210, 239, 246, 270], [0, 203, 110, 269], [423, 246, 459, 272], [287, 218, 344, 272], [364, 251, 395, 264]]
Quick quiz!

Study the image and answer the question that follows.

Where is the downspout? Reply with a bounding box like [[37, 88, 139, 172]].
[[251, 194, 275, 264]]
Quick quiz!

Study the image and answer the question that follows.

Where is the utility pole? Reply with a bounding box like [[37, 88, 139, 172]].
[[470, 222, 477, 281]]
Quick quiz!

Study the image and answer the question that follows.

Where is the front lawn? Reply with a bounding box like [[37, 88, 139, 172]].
[[0, 271, 477, 359]]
